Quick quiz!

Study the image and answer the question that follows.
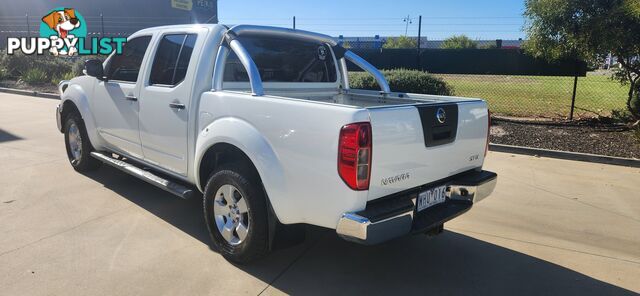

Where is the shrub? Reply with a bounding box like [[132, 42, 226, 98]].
[[383, 36, 417, 49], [349, 69, 454, 96], [2, 51, 73, 79], [441, 35, 478, 49], [21, 68, 49, 85], [51, 71, 76, 85]]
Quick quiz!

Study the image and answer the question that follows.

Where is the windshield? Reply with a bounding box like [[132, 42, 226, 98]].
[[224, 36, 337, 83]]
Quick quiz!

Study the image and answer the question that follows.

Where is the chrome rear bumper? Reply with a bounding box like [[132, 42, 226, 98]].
[[336, 170, 497, 244]]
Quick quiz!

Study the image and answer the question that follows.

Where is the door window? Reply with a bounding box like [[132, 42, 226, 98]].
[[105, 36, 152, 83], [149, 34, 197, 86]]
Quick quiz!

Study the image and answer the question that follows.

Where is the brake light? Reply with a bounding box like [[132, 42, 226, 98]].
[[485, 110, 491, 157], [338, 122, 372, 190]]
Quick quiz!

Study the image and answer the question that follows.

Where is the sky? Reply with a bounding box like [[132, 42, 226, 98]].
[[218, 0, 527, 40]]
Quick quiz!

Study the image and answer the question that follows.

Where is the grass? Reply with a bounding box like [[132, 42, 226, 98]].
[[433, 73, 628, 118]]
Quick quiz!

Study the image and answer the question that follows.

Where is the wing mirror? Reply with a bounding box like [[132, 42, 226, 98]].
[[84, 59, 106, 81]]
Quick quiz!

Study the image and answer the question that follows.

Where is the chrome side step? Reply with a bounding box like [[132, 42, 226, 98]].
[[90, 152, 194, 199]]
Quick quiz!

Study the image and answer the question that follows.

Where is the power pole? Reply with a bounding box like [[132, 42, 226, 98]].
[[293, 16, 296, 30]]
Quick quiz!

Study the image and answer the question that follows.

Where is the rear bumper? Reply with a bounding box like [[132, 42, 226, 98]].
[[336, 170, 497, 244]]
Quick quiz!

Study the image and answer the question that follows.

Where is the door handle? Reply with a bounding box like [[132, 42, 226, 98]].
[[125, 95, 138, 102], [169, 102, 186, 110]]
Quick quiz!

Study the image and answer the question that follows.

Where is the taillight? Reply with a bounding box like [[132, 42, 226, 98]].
[[338, 122, 372, 190], [485, 110, 491, 157]]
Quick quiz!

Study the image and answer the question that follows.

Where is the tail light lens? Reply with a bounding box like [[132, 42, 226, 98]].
[[485, 110, 491, 157], [338, 122, 372, 190]]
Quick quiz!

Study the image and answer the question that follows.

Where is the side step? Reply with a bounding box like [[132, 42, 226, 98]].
[[90, 152, 195, 199]]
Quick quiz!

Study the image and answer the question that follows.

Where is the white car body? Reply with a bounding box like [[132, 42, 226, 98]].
[[56, 24, 496, 245]]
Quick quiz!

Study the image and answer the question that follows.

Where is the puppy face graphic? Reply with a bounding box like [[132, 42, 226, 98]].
[[41, 8, 80, 39]]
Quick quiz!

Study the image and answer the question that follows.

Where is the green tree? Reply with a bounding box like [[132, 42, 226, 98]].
[[524, 0, 640, 119], [440, 35, 478, 49], [382, 36, 417, 49]]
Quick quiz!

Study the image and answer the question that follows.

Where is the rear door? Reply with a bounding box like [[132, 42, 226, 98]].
[[93, 36, 152, 158], [366, 101, 489, 200], [138, 33, 198, 175]]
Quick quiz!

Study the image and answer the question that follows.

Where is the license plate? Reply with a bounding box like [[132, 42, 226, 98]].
[[417, 185, 447, 212]]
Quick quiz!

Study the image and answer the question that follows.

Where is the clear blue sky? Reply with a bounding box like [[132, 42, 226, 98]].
[[218, 0, 526, 40]]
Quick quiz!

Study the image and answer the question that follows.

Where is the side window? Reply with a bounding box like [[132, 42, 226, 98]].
[[149, 34, 197, 86], [105, 36, 151, 83]]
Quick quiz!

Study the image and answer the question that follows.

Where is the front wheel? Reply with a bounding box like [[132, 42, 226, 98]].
[[64, 113, 100, 172], [203, 164, 269, 263]]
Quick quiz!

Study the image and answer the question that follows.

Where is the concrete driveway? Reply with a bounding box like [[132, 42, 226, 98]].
[[1, 92, 639, 295]]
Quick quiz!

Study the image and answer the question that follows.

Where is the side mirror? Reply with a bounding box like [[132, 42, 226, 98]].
[[84, 59, 106, 81]]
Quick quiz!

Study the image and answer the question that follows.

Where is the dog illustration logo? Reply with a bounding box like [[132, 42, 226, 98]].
[[6, 8, 124, 57], [40, 8, 86, 56]]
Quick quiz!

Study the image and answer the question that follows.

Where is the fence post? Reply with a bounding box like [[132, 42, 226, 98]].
[[25, 14, 30, 37], [417, 15, 422, 70], [100, 13, 105, 37], [569, 75, 578, 120]]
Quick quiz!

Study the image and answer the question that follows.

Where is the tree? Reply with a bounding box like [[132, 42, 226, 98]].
[[382, 36, 417, 49], [524, 0, 640, 119], [440, 35, 478, 49]]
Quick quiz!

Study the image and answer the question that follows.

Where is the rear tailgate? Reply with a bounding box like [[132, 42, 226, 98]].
[[366, 100, 489, 201]]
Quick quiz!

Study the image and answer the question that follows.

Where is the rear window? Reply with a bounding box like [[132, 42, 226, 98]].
[[224, 36, 337, 83]]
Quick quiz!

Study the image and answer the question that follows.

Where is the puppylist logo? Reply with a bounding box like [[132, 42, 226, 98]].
[[6, 7, 126, 56]]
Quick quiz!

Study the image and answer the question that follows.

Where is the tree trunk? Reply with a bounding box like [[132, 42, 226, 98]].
[[628, 78, 640, 120]]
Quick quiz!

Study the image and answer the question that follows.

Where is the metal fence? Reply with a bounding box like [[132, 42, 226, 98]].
[[348, 48, 623, 120], [430, 73, 627, 119]]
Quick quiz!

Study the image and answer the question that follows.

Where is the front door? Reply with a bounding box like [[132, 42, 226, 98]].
[[92, 36, 152, 158], [138, 33, 198, 175]]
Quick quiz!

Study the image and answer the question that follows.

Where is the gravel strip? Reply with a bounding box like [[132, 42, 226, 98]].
[[490, 120, 640, 159]]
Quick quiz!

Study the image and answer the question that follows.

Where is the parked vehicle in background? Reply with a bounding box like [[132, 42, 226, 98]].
[[56, 24, 497, 263]]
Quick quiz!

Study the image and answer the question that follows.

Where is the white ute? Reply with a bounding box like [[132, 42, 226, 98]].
[[56, 24, 497, 263]]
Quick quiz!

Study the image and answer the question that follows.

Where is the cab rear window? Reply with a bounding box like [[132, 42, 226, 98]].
[[224, 36, 337, 83]]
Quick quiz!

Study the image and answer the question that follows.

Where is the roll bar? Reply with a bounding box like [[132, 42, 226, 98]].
[[211, 25, 391, 96]]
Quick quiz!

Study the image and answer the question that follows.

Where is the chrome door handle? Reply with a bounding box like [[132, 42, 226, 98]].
[[169, 102, 185, 110], [125, 95, 138, 102]]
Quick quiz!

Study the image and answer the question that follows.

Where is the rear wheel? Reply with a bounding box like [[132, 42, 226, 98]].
[[203, 164, 269, 263], [64, 113, 100, 172]]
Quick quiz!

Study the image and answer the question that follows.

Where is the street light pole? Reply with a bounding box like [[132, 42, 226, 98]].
[[402, 15, 413, 36]]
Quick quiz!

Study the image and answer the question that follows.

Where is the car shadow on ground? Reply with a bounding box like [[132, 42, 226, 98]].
[[0, 129, 22, 143], [83, 165, 635, 296]]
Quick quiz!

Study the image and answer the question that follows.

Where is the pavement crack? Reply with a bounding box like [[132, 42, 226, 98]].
[[450, 227, 640, 265]]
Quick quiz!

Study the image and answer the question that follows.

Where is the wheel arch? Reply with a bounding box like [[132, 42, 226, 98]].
[[195, 117, 287, 223], [60, 83, 103, 149]]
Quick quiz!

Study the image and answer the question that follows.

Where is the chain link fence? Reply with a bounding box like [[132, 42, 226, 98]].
[[431, 72, 628, 119]]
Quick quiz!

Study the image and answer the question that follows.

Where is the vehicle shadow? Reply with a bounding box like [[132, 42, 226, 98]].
[[83, 165, 635, 296], [0, 129, 22, 143]]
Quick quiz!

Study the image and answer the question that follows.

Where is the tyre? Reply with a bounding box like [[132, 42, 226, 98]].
[[63, 112, 100, 172], [203, 164, 269, 263]]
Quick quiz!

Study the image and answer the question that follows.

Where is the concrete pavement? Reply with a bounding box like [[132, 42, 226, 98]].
[[1, 92, 639, 295]]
